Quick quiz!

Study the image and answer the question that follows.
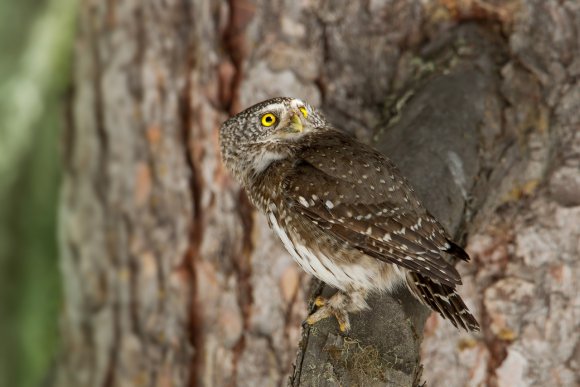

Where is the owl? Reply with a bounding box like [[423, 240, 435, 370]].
[[220, 97, 479, 332]]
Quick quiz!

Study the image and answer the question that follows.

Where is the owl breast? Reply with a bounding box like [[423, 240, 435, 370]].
[[267, 210, 403, 292]]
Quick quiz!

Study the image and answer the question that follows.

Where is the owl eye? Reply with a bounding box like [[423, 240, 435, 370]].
[[261, 113, 277, 127], [299, 106, 308, 118]]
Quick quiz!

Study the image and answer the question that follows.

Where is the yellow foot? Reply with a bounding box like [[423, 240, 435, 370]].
[[314, 296, 326, 307], [304, 306, 351, 333], [305, 315, 318, 326], [336, 313, 350, 332]]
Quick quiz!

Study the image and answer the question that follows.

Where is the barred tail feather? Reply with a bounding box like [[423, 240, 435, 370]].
[[406, 272, 480, 332]]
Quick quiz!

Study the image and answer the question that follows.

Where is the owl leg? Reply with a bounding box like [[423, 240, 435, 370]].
[[306, 289, 368, 332], [306, 291, 350, 332]]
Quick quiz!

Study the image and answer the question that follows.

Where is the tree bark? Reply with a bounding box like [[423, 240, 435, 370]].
[[291, 23, 510, 386], [56, 1, 580, 387]]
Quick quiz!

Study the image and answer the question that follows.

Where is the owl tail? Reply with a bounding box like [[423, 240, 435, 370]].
[[406, 272, 480, 332], [445, 239, 470, 262]]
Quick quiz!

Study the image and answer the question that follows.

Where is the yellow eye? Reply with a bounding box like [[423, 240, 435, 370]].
[[299, 106, 308, 118], [261, 113, 277, 127]]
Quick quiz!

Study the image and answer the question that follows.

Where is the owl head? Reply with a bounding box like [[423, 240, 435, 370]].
[[220, 97, 326, 185]]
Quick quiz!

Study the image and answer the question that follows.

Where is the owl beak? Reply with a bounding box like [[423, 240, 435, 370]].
[[289, 113, 304, 133]]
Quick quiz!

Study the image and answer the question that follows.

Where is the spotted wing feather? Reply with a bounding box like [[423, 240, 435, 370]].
[[283, 130, 465, 286]]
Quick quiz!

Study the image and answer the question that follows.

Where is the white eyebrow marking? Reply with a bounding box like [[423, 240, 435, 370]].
[[290, 99, 306, 109], [259, 103, 285, 113]]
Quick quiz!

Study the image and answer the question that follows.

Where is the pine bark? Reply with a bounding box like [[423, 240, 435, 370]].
[[56, 1, 580, 386]]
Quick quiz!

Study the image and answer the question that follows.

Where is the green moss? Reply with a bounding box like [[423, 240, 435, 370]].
[[0, 0, 77, 386]]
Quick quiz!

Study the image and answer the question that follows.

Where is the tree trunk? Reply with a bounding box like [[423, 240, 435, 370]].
[[56, 1, 580, 386]]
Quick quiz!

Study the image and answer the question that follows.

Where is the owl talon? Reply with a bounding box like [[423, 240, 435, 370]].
[[305, 306, 332, 326], [335, 311, 351, 333], [314, 296, 326, 307], [304, 304, 351, 333]]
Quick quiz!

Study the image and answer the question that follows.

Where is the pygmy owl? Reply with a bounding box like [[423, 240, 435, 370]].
[[219, 97, 479, 332]]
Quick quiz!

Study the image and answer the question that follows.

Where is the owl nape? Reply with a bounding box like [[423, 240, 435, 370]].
[[219, 97, 480, 333]]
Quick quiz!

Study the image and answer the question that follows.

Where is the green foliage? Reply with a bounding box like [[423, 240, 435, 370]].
[[0, 0, 77, 386]]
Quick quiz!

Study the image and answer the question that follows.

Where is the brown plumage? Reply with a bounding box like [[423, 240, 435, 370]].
[[220, 97, 479, 332]]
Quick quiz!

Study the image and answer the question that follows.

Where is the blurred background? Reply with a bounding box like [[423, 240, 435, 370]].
[[0, 0, 76, 386], [1, 1, 578, 386]]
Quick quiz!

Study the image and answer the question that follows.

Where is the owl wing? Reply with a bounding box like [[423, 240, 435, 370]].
[[283, 133, 465, 287]]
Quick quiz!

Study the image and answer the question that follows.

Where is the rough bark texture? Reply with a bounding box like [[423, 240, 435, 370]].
[[56, 1, 579, 386], [291, 23, 511, 386], [420, 2, 580, 386]]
